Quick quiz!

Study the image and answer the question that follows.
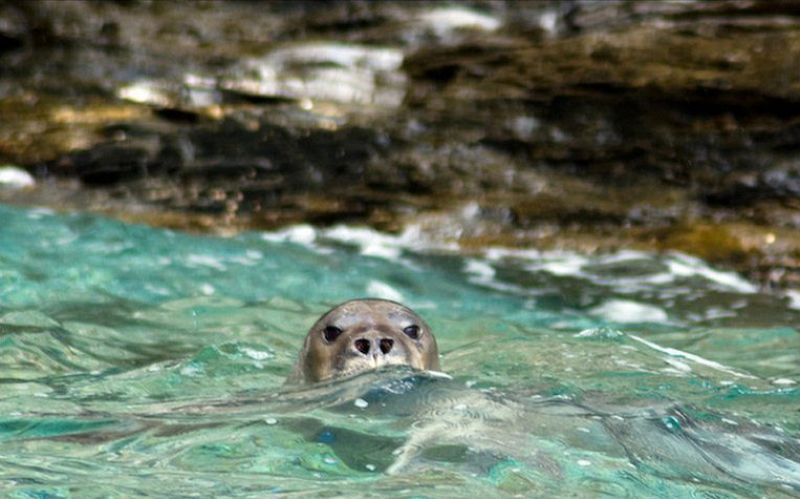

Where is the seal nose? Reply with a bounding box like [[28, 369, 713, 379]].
[[354, 338, 370, 355], [352, 337, 394, 356]]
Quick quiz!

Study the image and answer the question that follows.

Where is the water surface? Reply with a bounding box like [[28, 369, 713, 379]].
[[1, 204, 799, 497]]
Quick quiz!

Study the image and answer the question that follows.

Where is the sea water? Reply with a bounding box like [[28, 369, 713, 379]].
[[0, 204, 798, 497]]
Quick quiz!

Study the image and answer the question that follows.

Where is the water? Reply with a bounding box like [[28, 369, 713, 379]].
[[1, 204, 799, 498]]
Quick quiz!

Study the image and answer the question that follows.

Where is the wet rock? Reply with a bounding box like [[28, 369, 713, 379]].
[[705, 164, 800, 208], [223, 42, 406, 108], [1, 0, 800, 289], [68, 141, 157, 186], [653, 223, 753, 265], [0, 3, 27, 54]]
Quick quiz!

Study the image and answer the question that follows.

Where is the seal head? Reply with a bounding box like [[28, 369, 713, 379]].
[[288, 299, 440, 384]]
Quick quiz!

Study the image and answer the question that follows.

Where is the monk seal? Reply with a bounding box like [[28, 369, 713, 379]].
[[287, 299, 440, 384], [277, 300, 800, 489]]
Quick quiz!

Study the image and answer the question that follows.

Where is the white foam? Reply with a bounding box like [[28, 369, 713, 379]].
[[575, 327, 625, 339], [484, 247, 543, 262], [0, 166, 35, 189], [590, 299, 669, 324], [144, 284, 171, 296], [366, 280, 404, 302], [180, 363, 203, 376], [255, 223, 761, 302], [229, 250, 265, 266], [485, 248, 758, 296], [594, 249, 652, 264], [26, 207, 55, 219], [322, 224, 459, 261], [630, 334, 757, 379], [534, 255, 588, 276], [663, 357, 692, 373], [186, 254, 227, 271], [464, 259, 495, 280], [785, 290, 800, 310], [260, 225, 317, 245], [325, 226, 401, 259], [242, 347, 273, 361], [245, 250, 263, 260], [666, 253, 756, 293], [259, 223, 453, 262], [362, 243, 402, 260]]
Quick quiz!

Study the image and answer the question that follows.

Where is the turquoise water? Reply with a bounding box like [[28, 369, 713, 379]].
[[1, 203, 799, 497]]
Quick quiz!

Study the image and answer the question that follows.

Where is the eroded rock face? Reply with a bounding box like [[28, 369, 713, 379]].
[[1, 0, 800, 288]]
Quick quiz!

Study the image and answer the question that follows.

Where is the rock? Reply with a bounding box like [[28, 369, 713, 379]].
[[1, 0, 800, 289]]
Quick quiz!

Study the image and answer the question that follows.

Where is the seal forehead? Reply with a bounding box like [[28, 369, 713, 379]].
[[326, 300, 421, 326]]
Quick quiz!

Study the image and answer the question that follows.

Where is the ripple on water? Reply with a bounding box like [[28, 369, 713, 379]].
[[0, 204, 799, 496]]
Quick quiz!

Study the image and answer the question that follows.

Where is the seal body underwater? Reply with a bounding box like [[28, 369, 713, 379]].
[[287, 299, 440, 384], [280, 299, 800, 491]]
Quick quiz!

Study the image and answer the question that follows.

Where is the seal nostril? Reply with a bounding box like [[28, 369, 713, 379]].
[[354, 338, 370, 355], [380, 338, 393, 354]]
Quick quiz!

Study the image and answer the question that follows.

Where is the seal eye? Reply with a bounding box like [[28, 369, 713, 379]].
[[403, 325, 420, 340], [323, 326, 343, 342]]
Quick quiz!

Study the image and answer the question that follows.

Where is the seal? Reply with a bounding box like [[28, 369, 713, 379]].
[[287, 299, 440, 384]]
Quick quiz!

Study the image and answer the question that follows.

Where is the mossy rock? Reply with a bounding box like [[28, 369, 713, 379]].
[[655, 223, 755, 264]]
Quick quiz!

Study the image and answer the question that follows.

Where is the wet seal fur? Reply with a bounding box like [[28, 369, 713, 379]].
[[287, 299, 440, 384]]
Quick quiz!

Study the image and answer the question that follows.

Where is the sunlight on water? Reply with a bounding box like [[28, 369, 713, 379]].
[[1, 204, 799, 497]]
